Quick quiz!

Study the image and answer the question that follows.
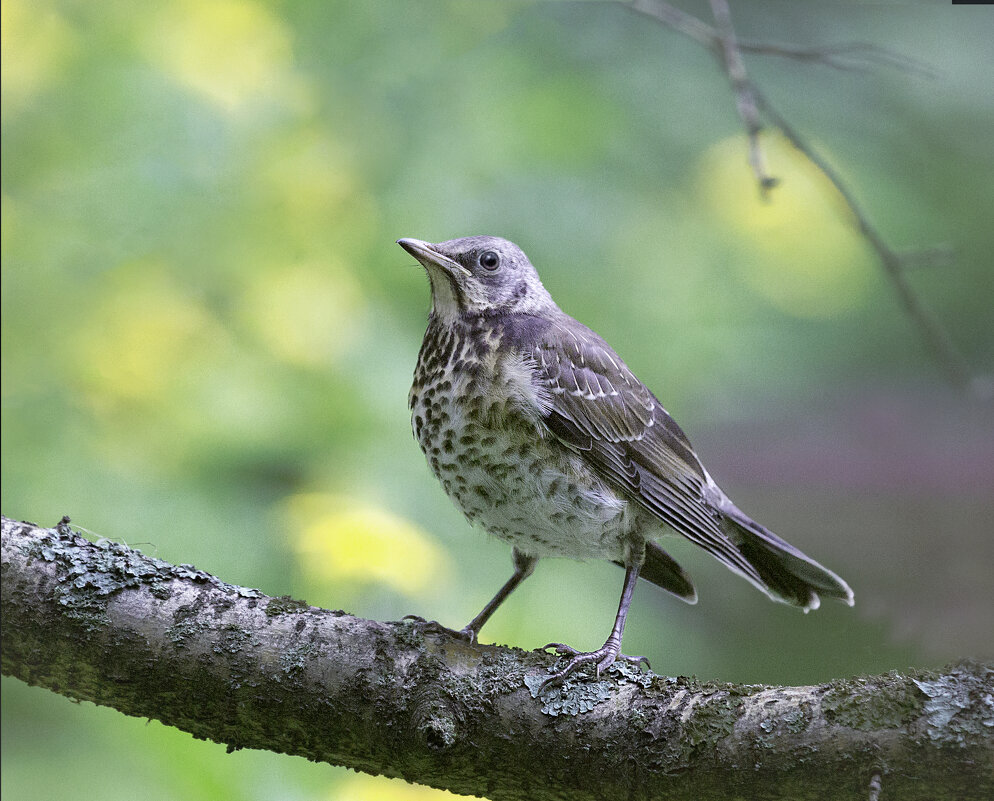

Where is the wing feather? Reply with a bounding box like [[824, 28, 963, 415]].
[[530, 319, 766, 586]]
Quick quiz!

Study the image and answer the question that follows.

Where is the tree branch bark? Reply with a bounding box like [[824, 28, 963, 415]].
[[3, 515, 992, 800]]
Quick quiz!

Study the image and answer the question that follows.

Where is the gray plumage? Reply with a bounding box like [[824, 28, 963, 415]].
[[400, 235, 852, 683]]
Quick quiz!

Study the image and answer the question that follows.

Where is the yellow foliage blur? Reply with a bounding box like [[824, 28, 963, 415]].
[[139, 0, 311, 113], [255, 128, 360, 233], [237, 261, 365, 369], [695, 134, 872, 318], [0, 0, 76, 114], [286, 493, 450, 597], [334, 774, 473, 801], [72, 263, 225, 407]]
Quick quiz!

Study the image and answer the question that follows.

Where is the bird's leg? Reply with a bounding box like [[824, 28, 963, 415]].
[[405, 549, 537, 644], [460, 549, 537, 642], [538, 559, 649, 692]]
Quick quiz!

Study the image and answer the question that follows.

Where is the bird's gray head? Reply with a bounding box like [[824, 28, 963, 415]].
[[398, 236, 557, 321]]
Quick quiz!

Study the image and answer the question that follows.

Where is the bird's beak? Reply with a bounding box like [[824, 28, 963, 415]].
[[397, 238, 472, 276]]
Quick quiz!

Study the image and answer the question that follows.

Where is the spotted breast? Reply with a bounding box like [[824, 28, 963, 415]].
[[410, 313, 633, 561]]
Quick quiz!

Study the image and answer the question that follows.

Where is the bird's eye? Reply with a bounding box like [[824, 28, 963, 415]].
[[479, 250, 500, 271]]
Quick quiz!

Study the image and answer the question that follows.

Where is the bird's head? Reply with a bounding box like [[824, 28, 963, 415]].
[[398, 236, 556, 320]]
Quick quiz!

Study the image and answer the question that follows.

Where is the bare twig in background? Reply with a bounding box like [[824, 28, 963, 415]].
[[626, 0, 934, 75], [751, 87, 974, 390], [625, 0, 981, 394], [708, 0, 778, 193], [737, 41, 936, 77], [628, 0, 717, 48]]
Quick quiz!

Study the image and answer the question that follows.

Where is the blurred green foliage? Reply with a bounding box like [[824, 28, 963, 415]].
[[3, 1, 993, 799]]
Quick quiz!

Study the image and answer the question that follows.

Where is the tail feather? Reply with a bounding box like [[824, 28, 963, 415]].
[[613, 541, 698, 604], [719, 500, 854, 611]]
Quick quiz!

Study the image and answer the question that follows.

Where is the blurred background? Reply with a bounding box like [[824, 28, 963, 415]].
[[2, 1, 992, 799]]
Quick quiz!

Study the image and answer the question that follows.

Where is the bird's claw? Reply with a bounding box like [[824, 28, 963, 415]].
[[536, 641, 650, 694], [402, 615, 477, 643]]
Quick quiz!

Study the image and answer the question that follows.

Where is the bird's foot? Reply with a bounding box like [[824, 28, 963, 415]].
[[537, 641, 650, 693], [402, 615, 478, 644]]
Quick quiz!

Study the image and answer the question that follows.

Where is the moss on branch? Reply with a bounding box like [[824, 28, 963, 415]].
[[2, 516, 992, 800]]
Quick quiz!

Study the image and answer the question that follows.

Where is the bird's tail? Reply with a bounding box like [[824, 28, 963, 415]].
[[718, 499, 854, 612], [613, 541, 698, 604]]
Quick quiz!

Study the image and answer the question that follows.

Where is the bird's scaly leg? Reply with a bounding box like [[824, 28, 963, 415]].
[[405, 549, 537, 643], [538, 561, 649, 693]]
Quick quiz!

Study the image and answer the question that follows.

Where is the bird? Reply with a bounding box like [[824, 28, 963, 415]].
[[398, 235, 853, 688]]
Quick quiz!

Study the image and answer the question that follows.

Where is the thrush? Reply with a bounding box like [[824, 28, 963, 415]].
[[399, 235, 853, 687]]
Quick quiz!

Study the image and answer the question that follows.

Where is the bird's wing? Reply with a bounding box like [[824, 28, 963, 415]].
[[529, 317, 766, 586]]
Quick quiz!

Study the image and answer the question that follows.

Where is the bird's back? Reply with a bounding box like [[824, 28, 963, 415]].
[[503, 309, 854, 610]]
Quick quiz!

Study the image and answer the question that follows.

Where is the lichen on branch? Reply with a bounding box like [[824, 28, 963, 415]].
[[2, 515, 992, 801]]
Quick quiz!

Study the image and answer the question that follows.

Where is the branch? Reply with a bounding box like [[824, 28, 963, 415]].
[[3, 515, 992, 800], [735, 42, 935, 78], [625, 0, 982, 395], [750, 87, 975, 391], [626, 1, 935, 76], [708, 0, 777, 194]]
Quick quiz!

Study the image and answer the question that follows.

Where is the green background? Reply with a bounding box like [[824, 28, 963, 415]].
[[3, 1, 992, 799]]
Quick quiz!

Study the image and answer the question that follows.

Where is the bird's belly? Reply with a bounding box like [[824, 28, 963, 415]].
[[411, 378, 629, 560]]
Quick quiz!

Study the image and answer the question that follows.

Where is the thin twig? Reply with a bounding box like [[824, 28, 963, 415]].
[[737, 41, 937, 78], [627, 0, 718, 49], [708, 0, 778, 194], [623, 0, 978, 393], [626, 1, 934, 77], [752, 86, 973, 390]]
